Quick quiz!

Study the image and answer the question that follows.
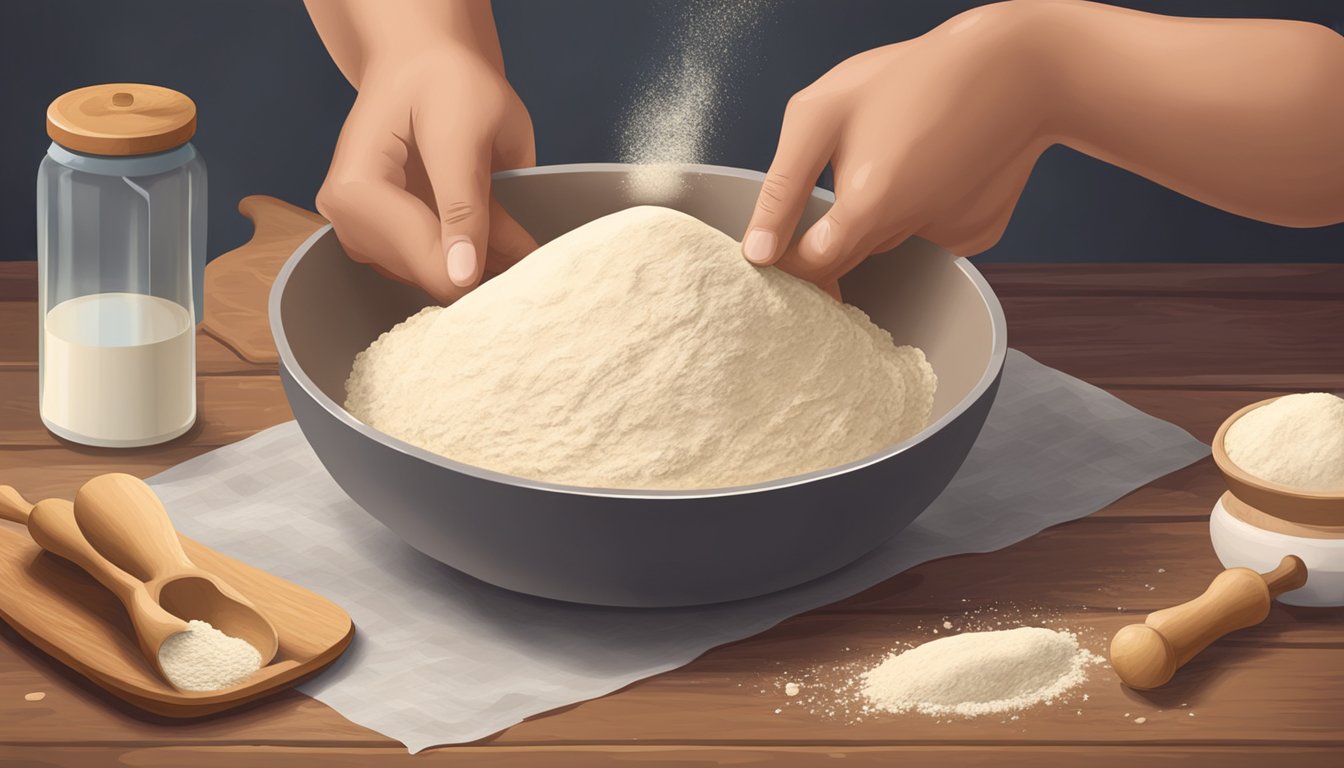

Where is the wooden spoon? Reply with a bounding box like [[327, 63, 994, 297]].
[[0, 486, 191, 684], [72, 474, 279, 667], [1110, 555, 1308, 689]]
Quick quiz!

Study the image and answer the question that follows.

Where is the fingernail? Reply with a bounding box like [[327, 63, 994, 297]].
[[742, 228, 778, 265], [446, 239, 478, 287], [807, 219, 833, 256]]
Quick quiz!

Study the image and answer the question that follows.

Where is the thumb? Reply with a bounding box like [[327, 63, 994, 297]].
[[776, 191, 885, 283], [415, 105, 494, 290], [741, 93, 835, 267]]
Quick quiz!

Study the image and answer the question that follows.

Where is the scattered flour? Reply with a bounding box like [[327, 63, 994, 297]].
[[772, 606, 1108, 725], [158, 619, 262, 692], [860, 627, 1102, 718], [619, 1, 765, 197], [346, 206, 935, 491], [1224, 392, 1344, 491]]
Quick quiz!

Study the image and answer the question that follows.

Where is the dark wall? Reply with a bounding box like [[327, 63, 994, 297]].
[[3, 1, 1342, 264]]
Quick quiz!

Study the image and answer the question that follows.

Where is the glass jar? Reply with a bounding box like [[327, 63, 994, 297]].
[[37, 83, 207, 447]]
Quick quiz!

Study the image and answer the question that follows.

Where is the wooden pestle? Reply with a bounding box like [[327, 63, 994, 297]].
[[1110, 555, 1308, 689]]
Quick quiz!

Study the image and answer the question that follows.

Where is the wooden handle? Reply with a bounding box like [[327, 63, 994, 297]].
[[0, 485, 33, 524], [1111, 555, 1308, 689], [72, 474, 195, 583], [22, 496, 146, 607]]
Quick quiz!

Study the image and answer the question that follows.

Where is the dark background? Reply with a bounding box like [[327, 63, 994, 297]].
[[3, 0, 1342, 263]]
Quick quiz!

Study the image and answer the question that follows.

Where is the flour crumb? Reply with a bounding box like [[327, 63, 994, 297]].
[[24, 691, 45, 702], [158, 620, 262, 692], [942, 620, 954, 630], [1134, 716, 1148, 724], [785, 682, 800, 697], [346, 206, 936, 490]]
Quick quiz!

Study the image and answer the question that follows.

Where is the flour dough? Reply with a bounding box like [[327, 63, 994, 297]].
[[345, 206, 936, 490]]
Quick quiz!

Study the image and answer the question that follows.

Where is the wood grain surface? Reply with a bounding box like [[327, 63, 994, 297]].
[[1, 196, 1341, 766]]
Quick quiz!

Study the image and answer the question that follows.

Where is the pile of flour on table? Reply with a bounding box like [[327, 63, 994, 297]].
[[345, 206, 936, 491], [861, 627, 1102, 717]]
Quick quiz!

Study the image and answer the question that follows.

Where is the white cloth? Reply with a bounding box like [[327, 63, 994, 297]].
[[149, 349, 1207, 752]]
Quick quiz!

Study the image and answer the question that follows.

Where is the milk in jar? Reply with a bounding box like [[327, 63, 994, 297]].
[[37, 83, 206, 447]]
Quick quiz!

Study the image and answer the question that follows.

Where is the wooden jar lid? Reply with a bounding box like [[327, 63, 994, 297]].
[[47, 83, 196, 156]]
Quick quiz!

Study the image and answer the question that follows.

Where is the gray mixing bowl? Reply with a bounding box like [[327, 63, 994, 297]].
[[270, 163, 1006, 607]]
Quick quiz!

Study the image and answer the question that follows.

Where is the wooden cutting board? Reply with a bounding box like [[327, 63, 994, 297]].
[[0, 518, 353, 717], [201, 195, 327, 365]]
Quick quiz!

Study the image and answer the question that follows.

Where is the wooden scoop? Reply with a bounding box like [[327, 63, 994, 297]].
[[71, 474, 279, 667], [0, 476, 278, 686], [1110, 555, 1308, 689], [0, 486, 191, 684]]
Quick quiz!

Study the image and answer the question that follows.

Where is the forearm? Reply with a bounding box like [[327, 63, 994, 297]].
[[304, 0, 504, 89], [1021, 0, 1344, 227]]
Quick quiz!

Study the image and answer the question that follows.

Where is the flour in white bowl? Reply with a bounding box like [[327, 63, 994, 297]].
[[345, 206, 935, 491], [1225, 392, 1344, 492]]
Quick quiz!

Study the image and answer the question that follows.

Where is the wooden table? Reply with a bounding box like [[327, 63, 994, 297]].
[[2, 197, 1341, 767]]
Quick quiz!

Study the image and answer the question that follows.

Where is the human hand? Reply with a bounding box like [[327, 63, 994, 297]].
[[741, 3, 1048, 286], [317, 46, 538, 302], [744, 0, 1344, 288]]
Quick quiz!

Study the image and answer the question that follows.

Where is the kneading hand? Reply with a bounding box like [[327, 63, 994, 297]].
[[744, 0, 1344, 287], [741, 3, 1044, 288], [308, 0, 538, 302]]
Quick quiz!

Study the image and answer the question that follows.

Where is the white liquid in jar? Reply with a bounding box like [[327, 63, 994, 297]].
[[40, 292, 195, 447]]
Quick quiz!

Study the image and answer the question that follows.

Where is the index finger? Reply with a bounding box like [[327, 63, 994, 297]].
[[741, 93, 837, 267]]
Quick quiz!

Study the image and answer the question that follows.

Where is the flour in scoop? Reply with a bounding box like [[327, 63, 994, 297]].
[[345, 206, 936, 490], [1225, 392, 1344, 492], [158, 620, 262, 692], [860, 627, 1102, 717]]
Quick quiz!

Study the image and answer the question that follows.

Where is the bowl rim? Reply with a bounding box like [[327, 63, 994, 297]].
[[1212, 395, 1344, 502], [269, 162, 1008, 500]]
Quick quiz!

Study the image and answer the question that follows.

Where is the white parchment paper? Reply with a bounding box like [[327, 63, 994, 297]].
[[148, 349, 1207, 752]]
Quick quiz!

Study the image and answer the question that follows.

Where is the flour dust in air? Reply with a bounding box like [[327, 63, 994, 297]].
[[619, 0, 767, 198]]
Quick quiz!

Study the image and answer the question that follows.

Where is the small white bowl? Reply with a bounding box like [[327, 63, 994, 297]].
[[1210, 495, 1344, 607]]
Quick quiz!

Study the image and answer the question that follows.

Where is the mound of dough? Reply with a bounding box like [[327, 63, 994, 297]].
[[345, 206, 936, 490]]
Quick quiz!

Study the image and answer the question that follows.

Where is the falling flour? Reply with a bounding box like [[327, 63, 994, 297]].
[[346, 206, 936, 490], [860, 627, 1102, 717], [619, 1, 765, 197], [158, 620, 262, 692], [1224, 392, 1344, 492]]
